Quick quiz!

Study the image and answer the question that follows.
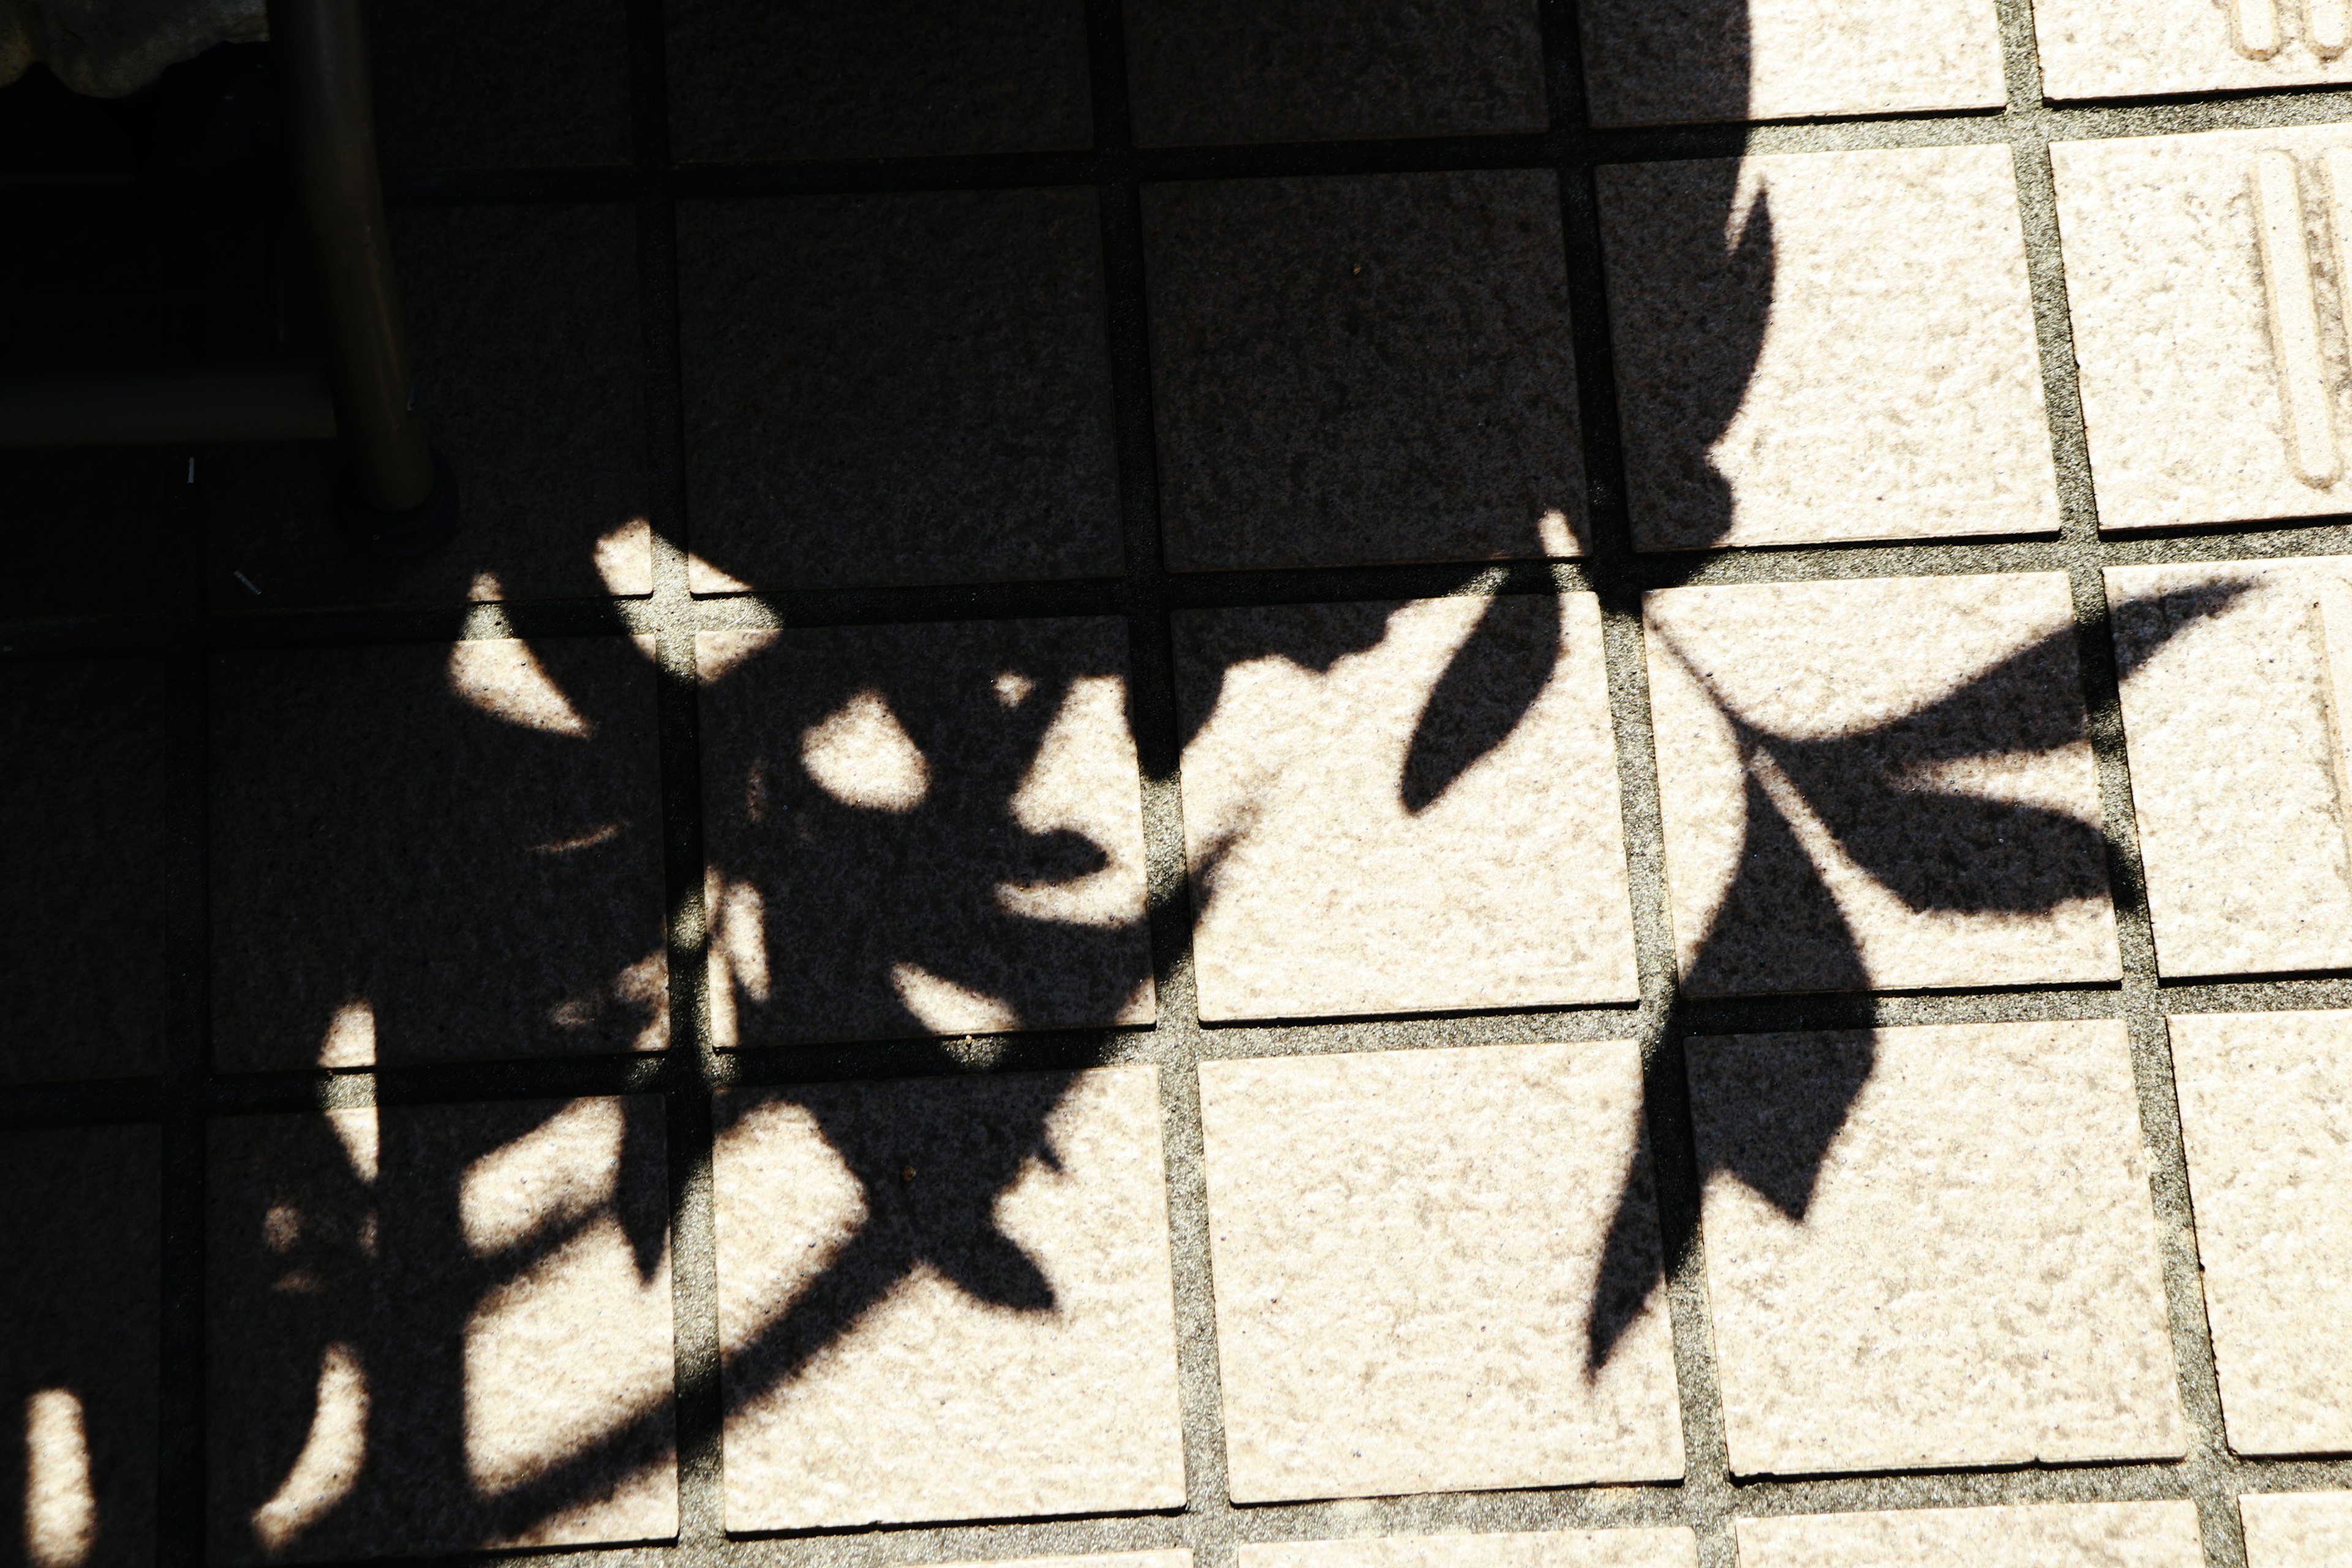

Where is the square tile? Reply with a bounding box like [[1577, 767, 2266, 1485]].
[[1734, 1503, 2204, 1568], [698, 618, 1153, 1045], [0, 660, 167, 1082], [0, 1126, 160, 1568], [1579, 0, 2005, 127], [207, 1099, 677, 1561], [207, 204, 650, 609], [1240, 1532, 1695, 1568], [1145, 172, 1586, 571], [2106, 560, 2352, 978], [1175, 594, 1637, 1020], [677, 190, 1120, 592], [209, 638, 666, 1070], [2241, 1493, 2352, 1568], [1643, 574, 2119, 995], [1599, 146, 2059, 551], [2036, 0, 2352, 100], [1197, 1042, 1684, 1502], [2169, 1010, 2352, 1455], [368, 0, 633, 173], [1689, 1022, 2185, 1476], [714, 1066, 1184, 1529], [2054, 127, 2352, 530], [665, 0, 1090, 163], [1122, 0, 1545, 146]]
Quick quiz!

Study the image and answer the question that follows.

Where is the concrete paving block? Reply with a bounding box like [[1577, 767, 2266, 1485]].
[[2169, 1010, 2352, 1455], [1599, 146, 2058, 552], [1197, 1042, 1684, 1502], [1733, 1502, 2206, 1567], [2241, 1493, 2352, 1567], [1688, 1022, 2186, 1475], [1241, 1531, 1695, 1568], [714, 1067, 1185, 1529], [1643, 574, 2119, 996], [1175, 594, 1637, 1021], [2036, 0, 2352, 101]]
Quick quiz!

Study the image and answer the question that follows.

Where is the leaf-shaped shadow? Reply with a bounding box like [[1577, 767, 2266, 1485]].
[[1399, 589, 1561, 813]]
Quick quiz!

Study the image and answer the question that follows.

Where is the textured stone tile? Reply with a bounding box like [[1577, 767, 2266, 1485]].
[[1198, 1042, 1683, 1502], [1643, 574, 2119, 995], [0, 1126, 160, 1568], [698, 619, 1152, 1045], [1599, 146, 2058, 552], [1579, 0, 2003, 127], [1689, 1022, 2185, 1476], [2036, 0, 2352, 100], [1123, 0, 1545, 146], [1175, 594, 1637, 1020], [1145, 172, 1585, 571], [677, 190, 1120, 592], [2241, 1493, 2352, 1567], [2052, 127, 2352, 531], [2169, 1011, 2352, 1455], [1241, 1532, 1695, 1568], [665, 0, 1090, 162], [1734, 1502, 2205, 1567], [715, 1067, 1183, 1529], [2106, 560, 2352, 977], [0, 660, 166, 1083], [209, 638, 665, 1070], [207, 1099, 677, 1561], [368, 0, 632, 173]]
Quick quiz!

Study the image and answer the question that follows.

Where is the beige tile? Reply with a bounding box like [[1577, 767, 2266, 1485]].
[[2037, 0, 2352, 101], [1599, 146, 2057, 552], [1198, 1042, 1684, 1502], [2107, 561, 2352, 976], [2241, 1493, 2352, 1567], [1580, 0, 2003, 127], [1689, 1022, 2185, 1476], [715, 1066, 1184, 1529], [1175, 594, 1637, 1021], [1644, 575, 2119, 996], [208, 1099, 678, 1562], [1240, 1531, 1695, 1568], [2052, 127, 2352, 531], [1734, 1502, 2205, 1568], [2169, 1011, 2352, 1455]]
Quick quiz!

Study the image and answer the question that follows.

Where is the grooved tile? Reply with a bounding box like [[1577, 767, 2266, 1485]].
[[2035, 0, 2352, 100], [1240, 1532, 1696, 1568], [2241, 1493, 2352, 1567], [1733, 1502, 2206, 1567]]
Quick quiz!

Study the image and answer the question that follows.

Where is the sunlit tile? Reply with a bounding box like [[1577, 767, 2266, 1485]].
[[2241, 1493, 2352, 1567], [1734, 1503, 2204, 1567], [1240, 1532, 1695, 1568], [2037, 0, 2352, 100]]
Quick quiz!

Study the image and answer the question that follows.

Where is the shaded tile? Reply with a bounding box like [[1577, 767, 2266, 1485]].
[[1123, 0, 1545, 146], [2242, 1493, 2352, 1568], [2053, 127, 2352, 531], [2169, 1011, 2352, 1455], [698, 618, 1152, 1046], [1145, 172, 1585, 571], [206, 205, 650, 609], [207, 1099, 677, 1561], [1242, 1534, 1695, 1568], [1199, 1042, 1682, 1502], [0, 660, 167, 1082], [2105, 560, 2352, 978], [677, 190, 1119, 592], [1579, 0, 2005, 126], [0, 1126, 160, 1568], [367, 0, 633, 173], [1689, 1022, 2185, 1476], [1734, 1504, 2204, 1567], [0, 450, 186, 619], [714, 1068, 1183, 1529], [665, 0, 1090, 164], [209, 638, 665, 1070], [2036, 0, 2352, 100], [1175, 594, 1636, 1020], [1643, 575, 2119, 995]]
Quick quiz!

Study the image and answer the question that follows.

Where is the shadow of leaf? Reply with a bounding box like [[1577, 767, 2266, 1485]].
[[1398, 589, 1560, 814]]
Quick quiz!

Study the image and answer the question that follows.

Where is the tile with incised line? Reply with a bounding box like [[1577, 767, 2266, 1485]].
[[2036, 0, 2352, 101]]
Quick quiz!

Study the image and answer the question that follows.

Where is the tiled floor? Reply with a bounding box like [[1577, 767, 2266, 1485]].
[[12, 1, 2352, 1567]]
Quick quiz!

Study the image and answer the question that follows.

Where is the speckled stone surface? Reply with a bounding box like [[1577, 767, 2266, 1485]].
[[1643, 574, 2119, 995], [209, 638, 666, 1069], [2035, 0, 2352, 100], [1175, 594, 1637, 1020], [2169, 1011, 2352, 1455], [368, 0, 633, 173], [0, 1126, 159, 1568], [2053, 126, 2352, 532], [1197, 1042, 1683, 1502], [1689, 1023, 2185, 1476], [1122, 0, 1545, 146], [0, 659, 165, 1083], [714, 1068, 1184, 1529], [2241, 1492, 2352, 1567], [1600, 146, 2058, 552], [1734, 1503, 2206, 1567], [698, 618, 1152, 1045], [2106, 560, 2352, 976], [1578, 0, 2004, 127], [677, 190, 1120, 592], [1145, 172, 1586, 571], [1241, 1531, 1696, 1568], [208, 1099, 678, 1561]]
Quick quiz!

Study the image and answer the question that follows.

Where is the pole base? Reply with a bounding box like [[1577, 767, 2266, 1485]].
[[345, 446, 461, 560]]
